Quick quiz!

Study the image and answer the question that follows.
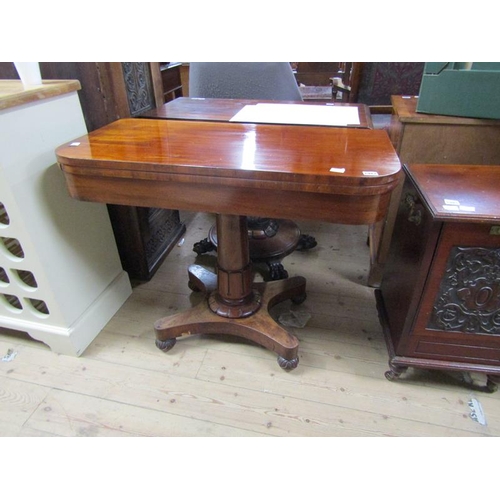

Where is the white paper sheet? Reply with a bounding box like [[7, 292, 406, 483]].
[[229, 103, 360, 127]]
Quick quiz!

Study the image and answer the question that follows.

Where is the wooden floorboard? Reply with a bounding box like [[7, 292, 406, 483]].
[[1, 211, 500, 438]]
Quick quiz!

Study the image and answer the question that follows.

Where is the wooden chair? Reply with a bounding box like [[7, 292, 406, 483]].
[[330, 63, 363, 103]]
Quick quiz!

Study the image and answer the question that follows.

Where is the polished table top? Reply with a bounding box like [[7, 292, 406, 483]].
[[56, 118, 401, 225], [142, 97, 374, 129]]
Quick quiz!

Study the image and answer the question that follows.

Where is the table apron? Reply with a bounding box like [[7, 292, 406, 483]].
[[63, 171, 392, 225]]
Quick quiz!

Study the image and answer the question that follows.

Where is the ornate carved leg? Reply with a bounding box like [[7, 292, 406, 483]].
[[267, 260, 289, 281], [155, 214, 307, 370], [384, 361, 408, 381], [296, 234, 317, 251], [193, 237, 216, 255]]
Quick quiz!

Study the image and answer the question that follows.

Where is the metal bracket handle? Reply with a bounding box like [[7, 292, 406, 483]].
[[404, 194, 422, 226]]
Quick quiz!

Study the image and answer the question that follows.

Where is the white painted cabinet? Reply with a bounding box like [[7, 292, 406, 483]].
[[0, 80, 131, 355]]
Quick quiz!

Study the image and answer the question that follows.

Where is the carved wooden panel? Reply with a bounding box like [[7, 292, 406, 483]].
[[122, 62, 156, 116], [143, 208, 182, 261], [429, 246, 500, 335]]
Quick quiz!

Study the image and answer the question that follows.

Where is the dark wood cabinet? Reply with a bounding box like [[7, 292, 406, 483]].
[[107, 205, 185, 281], [377, 163, 500, 390]]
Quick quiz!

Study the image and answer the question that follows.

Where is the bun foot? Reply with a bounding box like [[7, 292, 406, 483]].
[[291, 292, 307, 305], [277, 356, 299, 371], [188, 280, 201, 292], [155, 338, 177, 352]]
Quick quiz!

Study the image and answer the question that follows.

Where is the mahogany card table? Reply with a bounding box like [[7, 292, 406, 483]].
[[142, 96, 374, 129], [56, 117, 400, 369]]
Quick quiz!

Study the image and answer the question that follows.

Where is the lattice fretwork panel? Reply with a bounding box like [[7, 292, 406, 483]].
[[0, 200, 51, 320]]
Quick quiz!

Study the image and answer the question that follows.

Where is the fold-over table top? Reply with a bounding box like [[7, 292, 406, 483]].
[[56, 118, 401, 225], [56, 118, 400, 196]]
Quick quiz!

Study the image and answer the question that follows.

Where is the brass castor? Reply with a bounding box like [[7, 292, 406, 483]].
[[385, 369, 400, 381], [385, 362, 407, 381], [155, 338, 177, 352]]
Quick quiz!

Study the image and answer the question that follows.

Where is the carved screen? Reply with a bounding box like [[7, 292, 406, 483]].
[[429, 246, 500, 335], [122, 62, 156, 116]]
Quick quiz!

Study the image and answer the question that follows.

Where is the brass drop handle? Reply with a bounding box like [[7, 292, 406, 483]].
[[404, 194, 422, 226]]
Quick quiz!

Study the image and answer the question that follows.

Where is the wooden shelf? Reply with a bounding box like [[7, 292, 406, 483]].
[[159, 62, 183, 102]]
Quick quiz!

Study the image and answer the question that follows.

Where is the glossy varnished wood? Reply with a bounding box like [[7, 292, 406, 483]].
[[378, 163, 500, 386], [56, 117, 400, 367], [56, 118, 400, 225], [0, 79, 81, 111], [405, 163, 500, 223], [142, 97, 374, 129], [145, 97, 374, 278]]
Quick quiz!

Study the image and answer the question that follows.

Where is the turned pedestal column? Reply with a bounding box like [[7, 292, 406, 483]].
[[154, 214, 306, 369]]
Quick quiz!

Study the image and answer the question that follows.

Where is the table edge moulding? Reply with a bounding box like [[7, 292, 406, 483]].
[[0, 79, 132, 356]]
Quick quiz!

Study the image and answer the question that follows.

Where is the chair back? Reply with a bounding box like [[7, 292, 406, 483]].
[[189, 62, 303, 101]]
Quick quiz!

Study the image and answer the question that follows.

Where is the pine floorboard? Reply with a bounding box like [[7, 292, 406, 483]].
[[1, 211, 500, 437]]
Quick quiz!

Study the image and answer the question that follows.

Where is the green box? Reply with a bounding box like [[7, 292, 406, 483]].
[[416, 62, 500, 120]]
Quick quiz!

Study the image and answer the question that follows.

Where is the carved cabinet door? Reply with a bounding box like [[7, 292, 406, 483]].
[[409, 222, 500, 365]]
